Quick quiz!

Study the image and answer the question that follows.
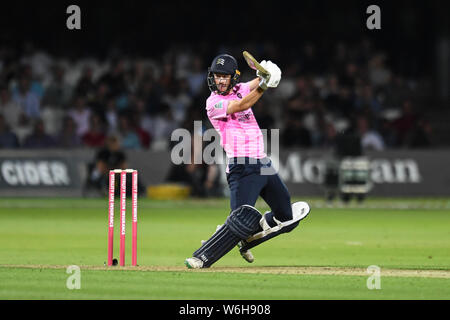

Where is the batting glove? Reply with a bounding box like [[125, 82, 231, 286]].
[[258, 75, 269, 91], [265, 61, 281, 88], [256, 60, 271, 80]]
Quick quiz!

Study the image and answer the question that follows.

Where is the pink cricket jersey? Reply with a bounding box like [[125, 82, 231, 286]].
[[206, 81, 266, 163]]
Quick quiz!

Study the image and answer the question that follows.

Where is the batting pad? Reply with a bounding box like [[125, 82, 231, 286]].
[[192, 205, 262, 268], [246, 201, 310, 243]]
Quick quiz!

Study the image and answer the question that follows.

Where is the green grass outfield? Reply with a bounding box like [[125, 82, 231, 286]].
[[0, 197, 449, 300]]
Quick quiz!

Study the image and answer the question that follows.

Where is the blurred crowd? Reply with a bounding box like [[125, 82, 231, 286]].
[[0, 40, 434, 152]]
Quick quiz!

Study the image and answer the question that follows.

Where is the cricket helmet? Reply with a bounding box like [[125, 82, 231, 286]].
[[207, 54, 241, 95]]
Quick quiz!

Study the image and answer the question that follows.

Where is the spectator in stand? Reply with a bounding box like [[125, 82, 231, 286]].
[[186, 56, 206, 97], [331, 42, 348, 75], [42, 64, 72, 108], [0, 85, 34, 145], [126, 61, 147, 94], [300, 98, 323, 146], [162, 78, 192, 125], [82, 113, 106, 148], [321, 121, 338, 148], [335, 86, 355, 119], [409, 117, 433, 148], [89, 82, 110, 118], [56, 116, 81, 148], [0, 114, 19, 148], [339, 62, 359, 88], [116, 113, 141, 149], [368, 53, 392, 88], [323, 74, 355, 119], [22, 119, 56, 148], [0, 86, 22, 130], [383, 76, 412, 109], [159, 61, 175, 89], [354, 84, 382, 116], [19, 43, 52, 92], [139, 76, 164, 116], [356, 115, 385, 151], [104, 97, 118, 132], [135, 97, 154, 146], [98, 59, 127, 98], [74, 66, 96, 100], [301, 43, 321, 75], [323, 74, 341, 115], [149, 104, 179, 148], [282, 114, 312, 148], [378, 118, 396, 147], [129, 103, 152, 149], [11, 76, 41, 123], [392, 99, 418, 147], [68, 96, 91, 139], [18, 64, 45, 98]]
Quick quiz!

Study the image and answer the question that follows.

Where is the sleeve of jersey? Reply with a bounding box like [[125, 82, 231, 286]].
[[206, 99, 229, 120]]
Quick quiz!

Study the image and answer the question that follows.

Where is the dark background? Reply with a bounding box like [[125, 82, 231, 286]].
[[1, 0, 447, 76]]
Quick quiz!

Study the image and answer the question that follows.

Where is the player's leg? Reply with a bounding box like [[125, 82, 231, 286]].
[[239, 170, 311, 252], [227, 163, 266, 211], [261, 170, 294, 223], [239, 171, 294, 252], [185, 163, 267, 268], [227, 162, 268, 262], [185, 205, 262, 268]]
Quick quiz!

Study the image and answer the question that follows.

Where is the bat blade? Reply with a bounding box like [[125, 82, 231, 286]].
[[243, 51, 270, 78]]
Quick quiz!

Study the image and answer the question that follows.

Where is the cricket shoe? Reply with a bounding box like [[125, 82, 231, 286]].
[[184, 257, 204, 269], [237, 241, 254, 263], [292, 201, 311, 222]]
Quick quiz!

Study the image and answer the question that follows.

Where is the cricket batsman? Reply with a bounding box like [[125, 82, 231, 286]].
[[184, 53, 311, 269]]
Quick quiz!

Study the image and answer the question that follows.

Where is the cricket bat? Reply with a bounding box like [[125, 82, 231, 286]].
[[242, 51, 271, 78]]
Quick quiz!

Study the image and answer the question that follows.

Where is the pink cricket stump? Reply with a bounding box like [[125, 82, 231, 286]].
[[107, 171, 115, 266], [131, 170, 138, 266], [119, 171, 127, 266]]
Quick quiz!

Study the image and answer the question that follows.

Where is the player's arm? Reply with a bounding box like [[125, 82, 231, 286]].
[[226, 77, 269, 114], [248, 78, 262, 91], [226, 84, 266, 114]]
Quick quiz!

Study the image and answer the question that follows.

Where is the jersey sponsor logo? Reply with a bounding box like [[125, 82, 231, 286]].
[[214, 101, 223, 109], [237, 112, 251, 122]]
